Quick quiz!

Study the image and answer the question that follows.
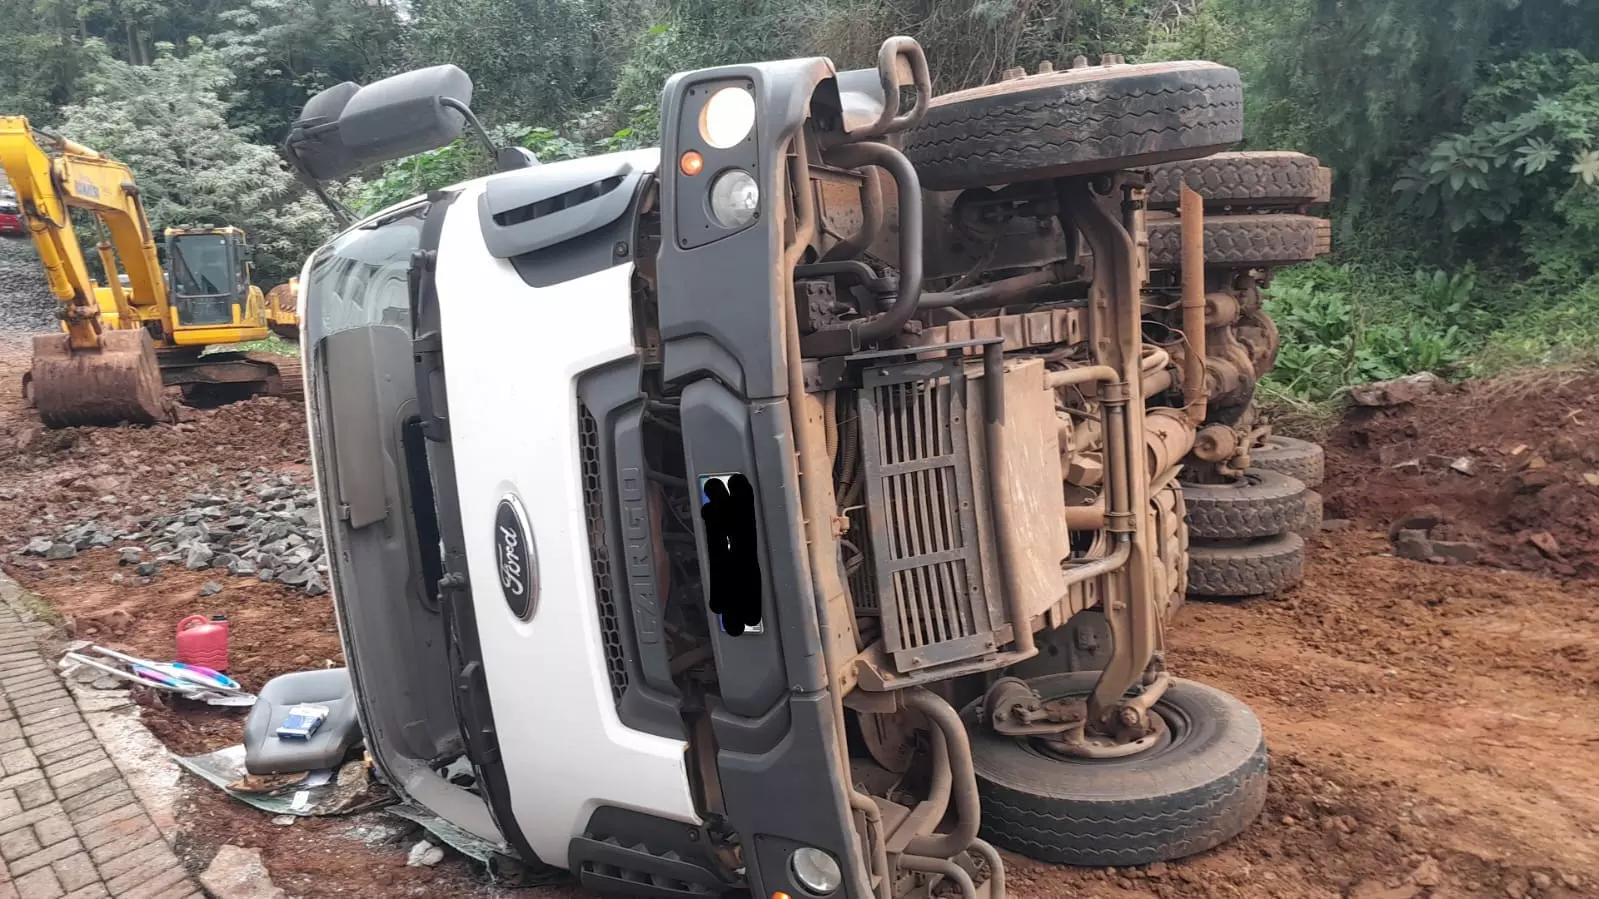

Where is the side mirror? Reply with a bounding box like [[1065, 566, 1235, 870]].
[[284, 65, 476, 183]]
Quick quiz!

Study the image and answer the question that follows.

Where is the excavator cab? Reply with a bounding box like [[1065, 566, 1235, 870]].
[[162, 226, 268, 345]]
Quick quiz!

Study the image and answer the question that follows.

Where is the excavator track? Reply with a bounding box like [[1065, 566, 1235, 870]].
[[249, 352, 304, 401], [30, 331, 175, 428]]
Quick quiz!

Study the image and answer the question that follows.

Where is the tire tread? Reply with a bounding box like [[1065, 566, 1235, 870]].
[[1147, 214, 1322, 270], [904, 65, 1243, 190], [1187, 533, 1306, 597], [1145, 151, 1322, 208], [1182, 470, 1306, 540]]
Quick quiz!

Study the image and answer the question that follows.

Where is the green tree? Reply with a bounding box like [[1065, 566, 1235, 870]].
[[56, 39, 336, 282], [213, 0, 404, 142], [402, 0, 609, 126]]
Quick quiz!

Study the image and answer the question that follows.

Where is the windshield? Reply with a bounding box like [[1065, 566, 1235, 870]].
[[169, 235, 235, 297], [306, 206, 426, 338]]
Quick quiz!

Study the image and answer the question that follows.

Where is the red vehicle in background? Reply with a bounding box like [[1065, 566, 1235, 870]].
[[0, 192, 23, 235]]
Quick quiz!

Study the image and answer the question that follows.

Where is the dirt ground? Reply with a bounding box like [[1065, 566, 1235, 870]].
[[1, 318, 1596, 895]]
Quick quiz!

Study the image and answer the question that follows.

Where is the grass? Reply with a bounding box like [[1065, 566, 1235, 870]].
[[200, 332, 301, 357]]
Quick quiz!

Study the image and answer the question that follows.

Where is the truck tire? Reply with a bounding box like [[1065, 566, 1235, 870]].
[[1294, 490, 1324, 538], [1153, 483, 1190, 620], [1145, 151, 1323, 209], [902, 61, 1243, 191], [1249, 435, 1325, 488], [1147, 214, 1322, 270], [1181, 469, 1306, 540], [1187, 532, 1305, 598], [966, 672, 1268, 866]]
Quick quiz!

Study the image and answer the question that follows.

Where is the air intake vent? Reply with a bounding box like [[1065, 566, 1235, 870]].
[[858, 358, 999, 673], [580, 405, 629, 704]]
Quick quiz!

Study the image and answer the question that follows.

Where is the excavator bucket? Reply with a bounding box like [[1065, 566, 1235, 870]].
[[31, 330, 174, 428]]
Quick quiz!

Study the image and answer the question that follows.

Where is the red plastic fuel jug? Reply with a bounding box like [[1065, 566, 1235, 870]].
[[176, 614, 230, 672]]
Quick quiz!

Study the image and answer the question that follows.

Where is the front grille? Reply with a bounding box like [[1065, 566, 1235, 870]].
[[580, 405, 629, 705], [858, 359, 998, 672]]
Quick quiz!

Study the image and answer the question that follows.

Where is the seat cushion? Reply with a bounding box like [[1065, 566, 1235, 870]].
[[243, 668, 362, 775]]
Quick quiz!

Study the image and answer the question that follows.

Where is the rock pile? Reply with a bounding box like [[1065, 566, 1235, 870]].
[[16, 470, 331, 596], [0, 236, 64, 340]]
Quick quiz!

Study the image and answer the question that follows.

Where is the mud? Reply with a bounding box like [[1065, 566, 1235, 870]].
[[0, 281, 1594, 899]]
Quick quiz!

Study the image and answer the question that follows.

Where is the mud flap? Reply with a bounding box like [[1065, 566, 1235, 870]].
[[31, 330, 174, 428]]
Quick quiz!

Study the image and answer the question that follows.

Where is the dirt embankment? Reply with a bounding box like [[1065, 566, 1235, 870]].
[[1323, 370, 1599, 578]]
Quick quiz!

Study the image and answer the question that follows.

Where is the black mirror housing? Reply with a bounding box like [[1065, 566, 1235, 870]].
[[340, 65, 474, 165], [283, 65, 476, 185]]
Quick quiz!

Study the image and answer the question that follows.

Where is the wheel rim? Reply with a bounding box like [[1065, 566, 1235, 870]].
[[1018, 686, 1194, 765]]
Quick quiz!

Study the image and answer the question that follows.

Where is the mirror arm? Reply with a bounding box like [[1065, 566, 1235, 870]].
[[440, 97, 509, 171], [309, 178, 356, 228]]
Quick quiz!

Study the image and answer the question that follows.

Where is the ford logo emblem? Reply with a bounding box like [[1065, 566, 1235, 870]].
[[494, 496, 537, 620]]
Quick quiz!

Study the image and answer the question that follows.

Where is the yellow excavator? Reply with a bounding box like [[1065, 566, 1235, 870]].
[[0, 115, 297, 428]]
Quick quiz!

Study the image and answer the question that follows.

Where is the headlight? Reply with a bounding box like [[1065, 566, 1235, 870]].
[[789, 847, 842, 895], [699, 86, 756, 149], [708, 169, 760, 229]]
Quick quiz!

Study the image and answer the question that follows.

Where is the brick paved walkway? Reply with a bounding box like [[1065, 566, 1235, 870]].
[[0, 598, 201, 899]]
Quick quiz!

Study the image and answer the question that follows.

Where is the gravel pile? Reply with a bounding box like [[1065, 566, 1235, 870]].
[[0, 236, 63, 339], [15, 469, 331, 596]]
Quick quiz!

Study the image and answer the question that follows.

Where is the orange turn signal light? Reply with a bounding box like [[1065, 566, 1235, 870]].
[[773, 893, 792, 899], [680, 150, 705, 176]]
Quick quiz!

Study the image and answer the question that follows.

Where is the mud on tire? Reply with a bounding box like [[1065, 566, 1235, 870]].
[[1250, 435, 1325, 488], [1182, 469, 1307, 540], [1147, 214, 1323, 270], [902, 61, 1243, 191], [1187, 532, 1306, 598], [1295, 490, 1324, 538], [966, 672, 1268, 866], [1144, 151, 1324, 209]]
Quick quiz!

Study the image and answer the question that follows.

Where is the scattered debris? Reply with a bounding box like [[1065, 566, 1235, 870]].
[[1449, 456, 1475, 476], [1386, 508, 1481, 566], [172, 745, 390, 817], [1393, 529, 1433, 563], [200, 845, 288, 899], [1348, 371, 1443, 407], [199, 580, 224, 597], [1528, 532, 1563, 560], [1387, 506, 1446, 542], [406, 840, 445, 868], [59, 643, 254, 706]]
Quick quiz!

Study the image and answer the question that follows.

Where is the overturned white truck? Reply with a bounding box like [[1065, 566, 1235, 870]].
[[251, 36, 1329, 899]]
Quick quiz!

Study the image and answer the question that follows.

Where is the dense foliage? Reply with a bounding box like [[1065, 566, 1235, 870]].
[[0, 0, 1595, 384]]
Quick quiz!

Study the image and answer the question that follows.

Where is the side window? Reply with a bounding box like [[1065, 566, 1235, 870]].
[[305, 204, 428, 339]]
